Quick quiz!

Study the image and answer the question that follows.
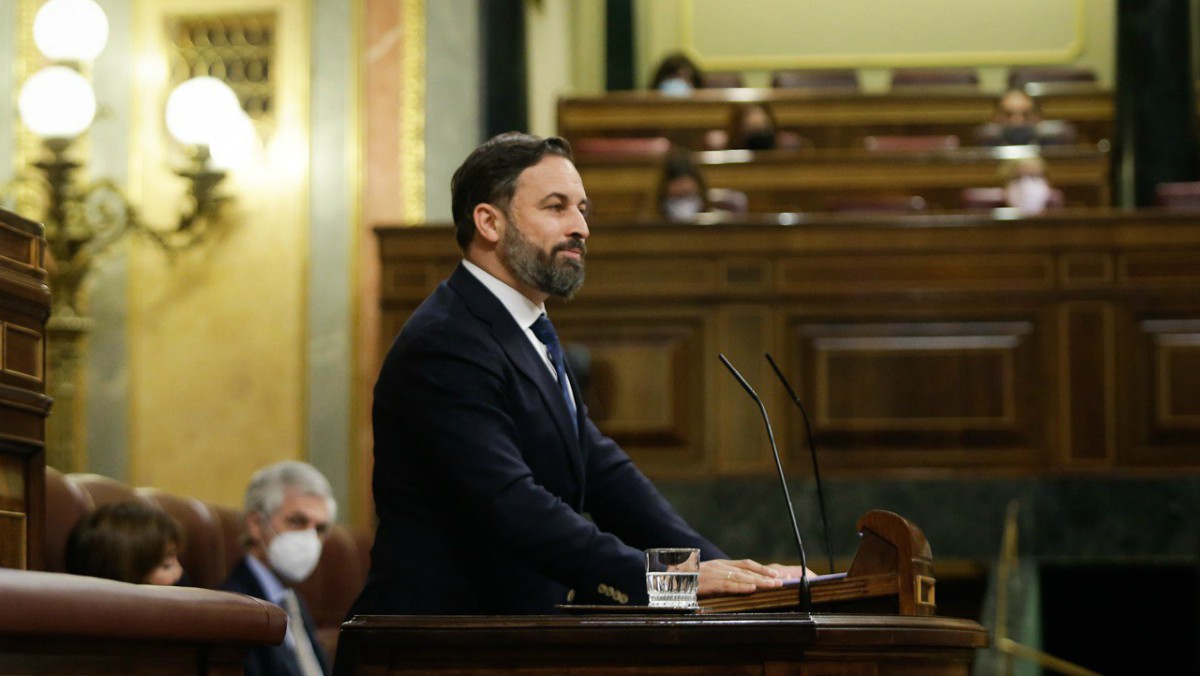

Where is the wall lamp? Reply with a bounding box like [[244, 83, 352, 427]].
[[2, 0, 257, 473], [5, 0, 255, 318]]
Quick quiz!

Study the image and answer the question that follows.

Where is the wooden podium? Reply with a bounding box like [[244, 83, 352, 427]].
[[336, 614, 986, 675], [335, 512, 988, 675]]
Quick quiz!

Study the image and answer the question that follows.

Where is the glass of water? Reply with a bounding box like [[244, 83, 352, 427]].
[[645, 547, 700, 608]]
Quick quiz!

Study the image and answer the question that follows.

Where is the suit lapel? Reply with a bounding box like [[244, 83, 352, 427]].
[[448, 265, 585, 487]]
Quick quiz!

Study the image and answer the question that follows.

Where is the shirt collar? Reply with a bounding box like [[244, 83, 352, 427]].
[[244, 553, 287, 605], [462, 259, 547, 329]]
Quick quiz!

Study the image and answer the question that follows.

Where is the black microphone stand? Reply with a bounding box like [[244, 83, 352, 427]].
[[718, 354, 811, 612], [765, 353, 835, 575]]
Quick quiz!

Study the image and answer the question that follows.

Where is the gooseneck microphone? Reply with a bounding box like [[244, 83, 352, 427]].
[[718, 354, 811, 612], [765, 353, 835, 575]]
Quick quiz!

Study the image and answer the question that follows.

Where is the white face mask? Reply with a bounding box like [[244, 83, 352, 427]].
[[1006, 175, 1051, 215], [664, 195, 704, 221], [658, 77, 693, 97], [266, 528, 323, 583]]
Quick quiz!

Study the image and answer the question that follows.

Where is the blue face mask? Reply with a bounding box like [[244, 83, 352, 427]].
[[658, 77, 694, 97]]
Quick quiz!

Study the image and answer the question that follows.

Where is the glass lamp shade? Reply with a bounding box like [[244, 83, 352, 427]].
[[164, 77, 243, 147], [18, 66, 98, 140], [208, 110, 258, 170], [33, 0, 109, 62]]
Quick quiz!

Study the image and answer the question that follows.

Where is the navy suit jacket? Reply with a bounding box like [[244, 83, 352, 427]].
[[221, 558, 331, 676], [350, 263, 725, 615]]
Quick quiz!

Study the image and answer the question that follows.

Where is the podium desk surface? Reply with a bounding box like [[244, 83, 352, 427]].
[[336, 613, 988, 676]]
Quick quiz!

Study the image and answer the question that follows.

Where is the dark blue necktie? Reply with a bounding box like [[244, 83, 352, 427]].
[[530, 314, 578, 424]]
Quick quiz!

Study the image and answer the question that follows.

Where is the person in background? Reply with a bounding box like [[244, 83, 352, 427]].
[[727, 103, 780, 150], [649, 52, 703, 96], [657, 151, 710, 221], [65, 500, 185, 586], [1002, 156, 1054, 215], [222, 461, 335, 676], [978, 89, 1078, 146]]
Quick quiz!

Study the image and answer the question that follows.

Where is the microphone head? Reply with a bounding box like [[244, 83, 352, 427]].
[[718, 353, 760, 401]]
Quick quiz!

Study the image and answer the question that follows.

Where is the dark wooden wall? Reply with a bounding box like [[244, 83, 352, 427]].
[[377, 212, 1200, 480]]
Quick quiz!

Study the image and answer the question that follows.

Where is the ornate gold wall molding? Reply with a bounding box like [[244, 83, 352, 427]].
[[677, 0, 1088, 70], [166, 12, 277, 123]]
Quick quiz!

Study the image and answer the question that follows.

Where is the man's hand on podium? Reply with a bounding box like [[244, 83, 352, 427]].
[[698, 559, 815, 596]]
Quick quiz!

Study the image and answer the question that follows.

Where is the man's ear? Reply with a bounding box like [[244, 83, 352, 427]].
[[474, 203, 504, 245], [245, 511, 267, 546]]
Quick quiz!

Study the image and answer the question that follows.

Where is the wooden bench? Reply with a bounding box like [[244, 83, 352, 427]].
[[558, 87, 1115, 151], [575, 145, 1111, 219]]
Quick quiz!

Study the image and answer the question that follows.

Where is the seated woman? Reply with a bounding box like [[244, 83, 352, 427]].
[[649, 52, 703, 96], [657, 152, 710, 221], [728, 103, 780, 150], [707, 103, 803, 151], [1001, 156, 1056, 215], [66, 500, 186, 585]]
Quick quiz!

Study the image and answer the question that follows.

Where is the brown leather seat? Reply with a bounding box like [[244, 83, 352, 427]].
[[863, 135, 960, 151], [1008, 66, 1097, 91], [41, 469, 370, 658], [826, 195, 928, 213], [891, 68, 979, 90], [42, 468, 91, 573], [701, 71, 745, 88], [574, 137, 671, 157], [1155, 181, 1200, 209], [961, 186, 1066, 210], [961, 187, 1007, 210], [771, 69, 858, 90], [137, 487, 228, 589]]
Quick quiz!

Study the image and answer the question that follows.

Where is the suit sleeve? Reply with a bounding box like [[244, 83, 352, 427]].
[[375, 321, 653, 604], [580, 417, 728, 562]]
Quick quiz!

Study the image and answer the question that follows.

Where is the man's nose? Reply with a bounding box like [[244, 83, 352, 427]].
[[570, 208, 590, 240]]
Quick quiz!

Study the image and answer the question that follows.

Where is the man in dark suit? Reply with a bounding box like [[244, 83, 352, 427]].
[[223, 461, 334, 676], [350, 132, 805, 616]]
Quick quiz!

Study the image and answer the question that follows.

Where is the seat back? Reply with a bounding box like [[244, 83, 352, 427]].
[[1155, 181, 1200, 209], [707, 188, 749, 214], [772, 69, 859, 90], [701, 71, 745, 88], [961, 187, 1007, 210], [1008, 66, 1097, 91], [826, 195, 928, 213], [40, 469, 369, 657], [891, 68, 979, 90], [136, 487, 228, 589], [574, 136, 671, 157], [864, 135, 960, 151]]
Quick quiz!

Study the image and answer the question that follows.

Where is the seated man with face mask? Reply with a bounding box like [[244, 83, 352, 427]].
[[975, 89, 1078, 147], [222, 461, 335, 676]]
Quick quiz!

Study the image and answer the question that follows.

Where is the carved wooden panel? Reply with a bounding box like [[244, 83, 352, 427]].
[[1128, 318, 1200, 465], [0, 208, 50, 570], [784, 318, 1045, 470], [1059, 303, 1115, 464], [554, 308, 709, 476], [376, 212, 1200, 478]]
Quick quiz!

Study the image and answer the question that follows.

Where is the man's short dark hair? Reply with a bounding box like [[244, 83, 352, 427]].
[[450, 132, 573, 250]]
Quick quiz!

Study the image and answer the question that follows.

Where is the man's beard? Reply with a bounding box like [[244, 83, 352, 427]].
[[501, 216, 586, 299]]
